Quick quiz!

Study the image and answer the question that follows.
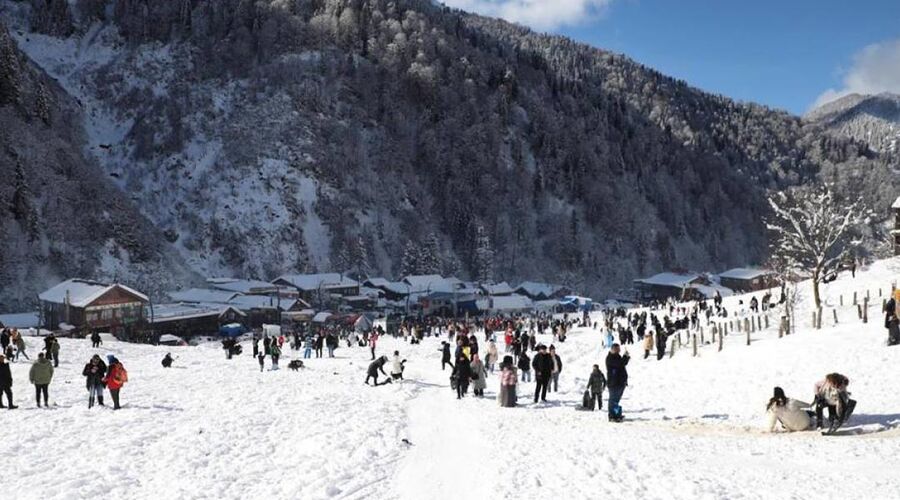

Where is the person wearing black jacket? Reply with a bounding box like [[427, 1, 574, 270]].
[[365, 356, 391, 386], [885, 296, 899, 346], [90, 331, 102, 348], [605, 344, 630, 422], [452, 355, 472, 399], [82, 354, 107, 408], [0, 354, 17, 409], [440, 342, 454, 371], [531, 345, 554, 403], [656, 329, 668, 361]]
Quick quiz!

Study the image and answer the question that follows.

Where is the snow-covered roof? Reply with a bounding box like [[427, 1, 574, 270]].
[[402, 275, 444, 288], [365, 279, 410, 295], [274, 273, 358, 291], [207, 278, 281, 294], [488, 294, 533, 311], [893, 196, 900, 209], [480, 282, 515, 295], [158, 334, 185, 343], [227, 294, 301, 311], [689, 284, 734, 299], [516, 281, 565, 298], [39, 279, 148, 308], [633, 273, 701, 288], [168, 288, 239, 304], [150, 303, 245, 323], [312, 312, 332, 323], [717, 268, 773, 281], [0, 312, 40, 328]]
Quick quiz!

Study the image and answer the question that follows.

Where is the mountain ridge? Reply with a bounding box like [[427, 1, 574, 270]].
[[0, 0, 896, 311]]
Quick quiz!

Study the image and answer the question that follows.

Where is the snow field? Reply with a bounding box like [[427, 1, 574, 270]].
[[1, 259, 899, 499]]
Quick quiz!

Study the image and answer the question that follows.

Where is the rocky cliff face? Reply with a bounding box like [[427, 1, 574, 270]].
[[0, 20, 196, 312], [0, 0, 895, 309]]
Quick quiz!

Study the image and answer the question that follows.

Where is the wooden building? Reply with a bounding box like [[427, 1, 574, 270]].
[[38, 279, 148, 338], [633, 273, 706, 301], [149, 303, 246, 339], [718, 268, 778, 293]]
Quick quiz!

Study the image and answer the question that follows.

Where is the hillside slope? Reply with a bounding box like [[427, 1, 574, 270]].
[[0, 22, 196, 312], [0, 0, 896, 303], [807, 92, 900, 154]]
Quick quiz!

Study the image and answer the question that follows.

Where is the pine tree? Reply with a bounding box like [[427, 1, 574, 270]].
[[10, 160, 38, 240], [418, 232, 443, 275], [473, 224, 494, 283], [399, 240, 419, 277]]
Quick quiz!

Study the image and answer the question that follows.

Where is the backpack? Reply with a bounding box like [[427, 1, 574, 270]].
[[582, 390, 592, 410]]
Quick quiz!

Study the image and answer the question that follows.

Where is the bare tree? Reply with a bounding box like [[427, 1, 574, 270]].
[[766, 186, 863, 309]]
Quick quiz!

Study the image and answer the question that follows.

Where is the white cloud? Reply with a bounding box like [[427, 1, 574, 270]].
[[813, 39, 900, 109], [440, 0, 613, 31]]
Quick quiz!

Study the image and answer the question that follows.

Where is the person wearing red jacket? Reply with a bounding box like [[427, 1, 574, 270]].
[[104, 355, 128, 410]]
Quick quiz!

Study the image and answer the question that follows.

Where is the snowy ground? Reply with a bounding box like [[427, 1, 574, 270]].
[[2, 260, 900, 500]]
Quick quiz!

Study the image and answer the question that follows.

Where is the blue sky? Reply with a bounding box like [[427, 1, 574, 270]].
[[443, 0, 900, 115]]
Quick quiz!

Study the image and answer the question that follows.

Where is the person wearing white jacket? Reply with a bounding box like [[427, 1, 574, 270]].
[[766, 387, 813, 432], [390, 351, 405, 381]]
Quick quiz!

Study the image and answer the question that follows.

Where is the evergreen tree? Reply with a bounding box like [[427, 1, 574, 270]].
[[473, 224, 494, 283], [399, 240, 420, 277], [418, 232, 443, 275]]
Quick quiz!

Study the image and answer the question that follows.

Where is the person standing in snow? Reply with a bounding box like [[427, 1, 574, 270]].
[[369, 331, 379, 360], [103, 355, 128, 410], [605, 329, 615, 349], [252, 336, 260, 357], [884, 294, 899, 346], [486, 340, 499, 373], [766, 387, 813, 432], [452, 354, 472, 399], [49, 337, 60, 367], [29, 352, 54, 407], [605, 344, 630, 422], [390, 351, 405, 381], [83, 354, 107, 408], [517, 351, 531, 383], [548, 345, 562, 393], [270, 343, 282, 370], [365, 356, 391, 386], [498, 355, 518, 407], [326, 332, 338, 358], [91, 331, 102, 348], [655, 328, 668, 361], [257, 350, 265, 372], [642, 330, 654, 360], [0, 354, 17, 409], [314, 333, 324, 359], [470, 353, 487, 397], [587, 365, 606, 411], [161, 353, 174, 368], [0, 329, 9, 353], [532, 345, 553, 403]]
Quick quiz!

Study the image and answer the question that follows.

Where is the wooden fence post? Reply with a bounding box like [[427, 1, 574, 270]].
[[718, 330, 723, 352], [857, 304, 863, 320], [853, 291, 857, 305], [816, 308, 823, 330], [832, 308, 838, 326], [863, 298, 868, 324], [840, 295, 843, 307], [867, 290, 870, 301], [812, 311, 817, 328], [779, 316, 786, 338], [746, 327, 751, 346], [700, 327, 704, 345], [670, 339, 676, 359], [692, 334, 698, 357], [764, 315, 769, 329]]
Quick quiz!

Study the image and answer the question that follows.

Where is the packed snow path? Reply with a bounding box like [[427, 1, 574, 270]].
[[3, 260, 900, 499]]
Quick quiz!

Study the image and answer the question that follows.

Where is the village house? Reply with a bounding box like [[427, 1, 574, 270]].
[[38, 279, 149, 338], [717, 268, 778, 293], [633, 272, 707, 301], [272, 273, 360, 305]]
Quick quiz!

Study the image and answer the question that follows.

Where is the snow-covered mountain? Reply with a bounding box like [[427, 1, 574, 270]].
[[0, 0, 896, 311], [807, 93, 900, 153], [0, 21, 197, 312]]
